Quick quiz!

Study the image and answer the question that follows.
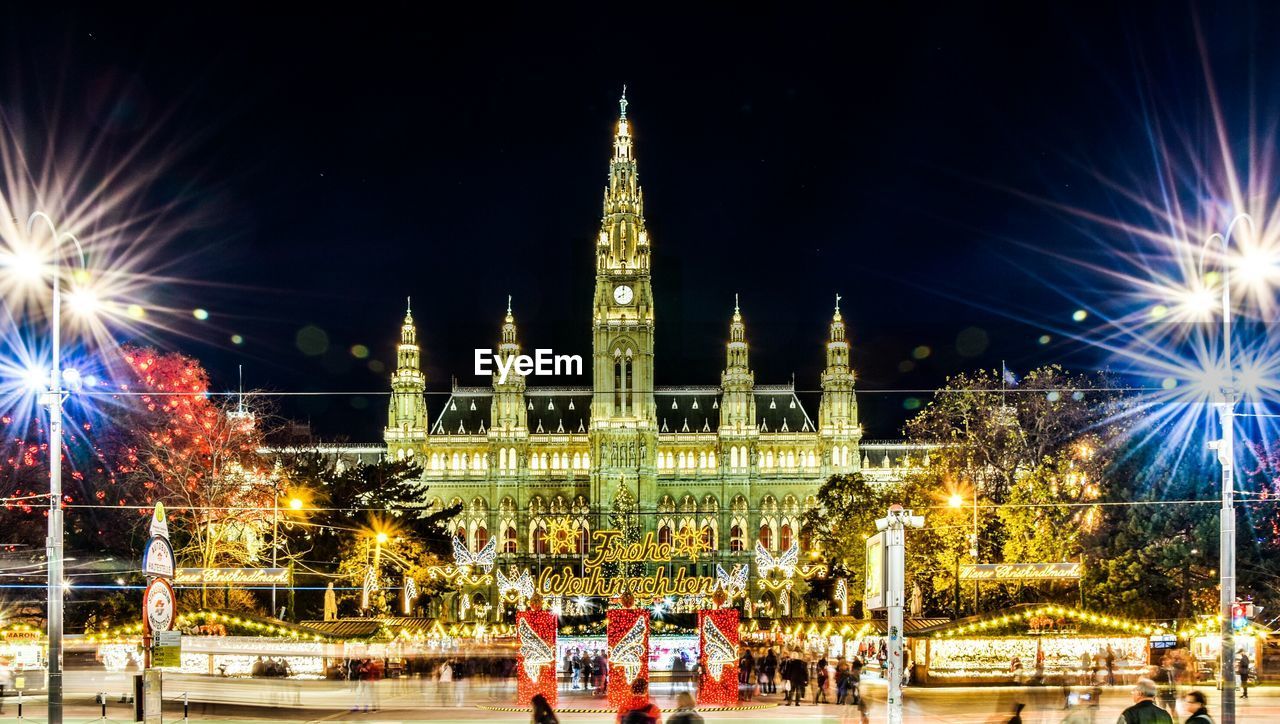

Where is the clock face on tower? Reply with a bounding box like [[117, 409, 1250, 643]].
[[613, 285, 634, 305]]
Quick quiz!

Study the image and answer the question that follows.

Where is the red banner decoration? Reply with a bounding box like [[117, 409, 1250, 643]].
[[697, 608, 740, 707], [516, 610, 558, 707], [607, 607, 651, 709]]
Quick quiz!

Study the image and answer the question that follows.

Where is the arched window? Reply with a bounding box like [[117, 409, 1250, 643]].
[[475, 526, 489, 551], [584, 452, 591, 468], [701, 523, 718, 550], [730, 447, 739, 469], [576, 526, 589, 554], [666, 452, 674, 469], [765, 450, 774, 468], [451, 452, 460, 470], [708, 451, 717, 468], [533, 526, 547, 555], [503, 527, 518, 553], [730, 525, 745, 552], [573, 452, 582, 469], [807, 451, 816, 468], [456, 525, 467, 541], [757, 524, 772, 550], [540, 453, 549, 470], [800, 527, 812, 552], [678, 452, 686, 469], [786, 451, 796, 468], [658, 525, 673, 547], [780, 523, 792, 552], [498, 448, 507, 471]]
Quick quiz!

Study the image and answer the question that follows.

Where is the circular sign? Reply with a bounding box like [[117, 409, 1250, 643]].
[[142, 536, 175, 579], [143, 578, 176, 634]]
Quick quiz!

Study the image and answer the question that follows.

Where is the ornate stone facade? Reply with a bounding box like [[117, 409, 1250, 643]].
[[380, 94, 918, 615]]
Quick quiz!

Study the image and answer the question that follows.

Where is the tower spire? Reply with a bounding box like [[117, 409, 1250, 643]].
[[721, 297, 755, 431], [597, 86, 647, 273]]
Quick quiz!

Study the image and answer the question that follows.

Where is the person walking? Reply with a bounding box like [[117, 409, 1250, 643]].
[[667, 691, 704, 724], [813, 657, 829, 704], [1177, 690, 1212, 724], [1105, 645, 1117, 687], [1236, 651, 1249, 699], [764, 649, 778, 694], [531, 693, 559, 724], [784, 652, 809, 705], [617, 677, 662, 724], [1118, 678, 1173, 724]]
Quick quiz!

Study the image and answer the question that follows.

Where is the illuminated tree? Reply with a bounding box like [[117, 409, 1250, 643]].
[[117, 347, 276, 606], [604, 481, 643, 578]]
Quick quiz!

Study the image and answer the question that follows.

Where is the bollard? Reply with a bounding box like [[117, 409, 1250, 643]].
[[183, 692, 189, 723], [17, 689, 21, 720], [99, 692, 108, 720]]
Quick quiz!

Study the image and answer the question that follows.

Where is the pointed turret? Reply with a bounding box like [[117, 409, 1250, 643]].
[[720, 295, 755, 431], [597, 87, 649, 273], [819, 294, 860, 469], [491, 296, 527, 433], [387, 297, 428, 450]]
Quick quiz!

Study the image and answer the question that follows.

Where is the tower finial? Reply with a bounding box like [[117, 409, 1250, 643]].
[[407, 295, 412, 314], [834, 293, 841, 312], [507, 294, 512, 314], [734, 293, 740, 314], [619, 85, 628, 120]]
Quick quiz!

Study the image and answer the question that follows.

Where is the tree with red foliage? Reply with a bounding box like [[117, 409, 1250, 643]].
[[116, 347, 276, 607]]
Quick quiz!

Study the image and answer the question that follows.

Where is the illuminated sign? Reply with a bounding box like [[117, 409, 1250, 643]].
[[142, 537, 175, 579], [865, 532, 885, 610], [959, 563, 1082, 581], [174, 568, 289, 586]]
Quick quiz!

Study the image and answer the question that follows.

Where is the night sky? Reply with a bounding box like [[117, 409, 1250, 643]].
[[3, 3, 1273, 439]]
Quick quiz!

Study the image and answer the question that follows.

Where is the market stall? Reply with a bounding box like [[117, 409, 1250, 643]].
[[912, 605, 1164, 685]]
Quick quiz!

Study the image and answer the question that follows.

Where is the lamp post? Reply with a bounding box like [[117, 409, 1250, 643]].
[[875, 505, 924, 724], [1200, 213, 1253, 724], [26, 212, 87, 724]]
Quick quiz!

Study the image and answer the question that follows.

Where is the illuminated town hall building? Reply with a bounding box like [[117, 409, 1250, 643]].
[[379, 95, 921, 617]]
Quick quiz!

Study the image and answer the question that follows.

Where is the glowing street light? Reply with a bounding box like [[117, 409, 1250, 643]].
[[289, 497, 304, 511], [1197, 213, 1254, 724], [22, 211, 88, 724]]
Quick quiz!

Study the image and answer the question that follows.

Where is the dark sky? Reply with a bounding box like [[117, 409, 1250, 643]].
[[2, 2, 1272, 439]]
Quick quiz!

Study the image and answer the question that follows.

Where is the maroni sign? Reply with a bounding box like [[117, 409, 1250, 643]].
[[959, 563, 1082, 581]]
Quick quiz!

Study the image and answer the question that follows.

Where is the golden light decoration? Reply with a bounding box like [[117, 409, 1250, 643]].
[[545, 517, 578, 555], [671, 526, 711, 560]]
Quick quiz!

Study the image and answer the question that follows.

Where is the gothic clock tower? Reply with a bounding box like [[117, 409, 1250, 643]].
[[591, 89, 659, 516]]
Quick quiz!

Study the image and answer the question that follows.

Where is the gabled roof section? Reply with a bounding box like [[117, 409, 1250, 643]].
[[526, 387, 592, 435], [755, 384, 816, 434], [430, 386, 492, 435], [655, 386, 721, 435]]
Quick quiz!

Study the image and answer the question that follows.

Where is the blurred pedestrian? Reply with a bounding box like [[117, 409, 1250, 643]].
[[667, 691, 704, 724], [1177, 690, 1212, 724], [1236, 651, 1249, 699], [1118, 678, 1173, 724], [531, 693, 559, 724], [617, 677, 661, 724], [764, 649, 778, 694]]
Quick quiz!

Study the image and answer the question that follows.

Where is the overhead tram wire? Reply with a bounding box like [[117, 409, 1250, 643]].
[[76, 386, 1171, 397]]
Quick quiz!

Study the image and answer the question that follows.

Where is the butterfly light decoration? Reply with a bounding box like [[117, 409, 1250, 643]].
[[715, 564, 748, 598], [702, 615, 737, 681], [497, 566, 535, 601], [518, 617, 555, 683], [610, 615, 648, 685], [755, 540, 799, 578], [453, 535, 497, 573]]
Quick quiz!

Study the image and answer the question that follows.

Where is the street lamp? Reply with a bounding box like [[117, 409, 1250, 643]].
[[1198, 213, 1254, 724], [24, 211, 87, 724]]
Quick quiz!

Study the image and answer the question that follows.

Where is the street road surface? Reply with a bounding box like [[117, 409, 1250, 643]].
[[3, 672, 1272, 722]]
